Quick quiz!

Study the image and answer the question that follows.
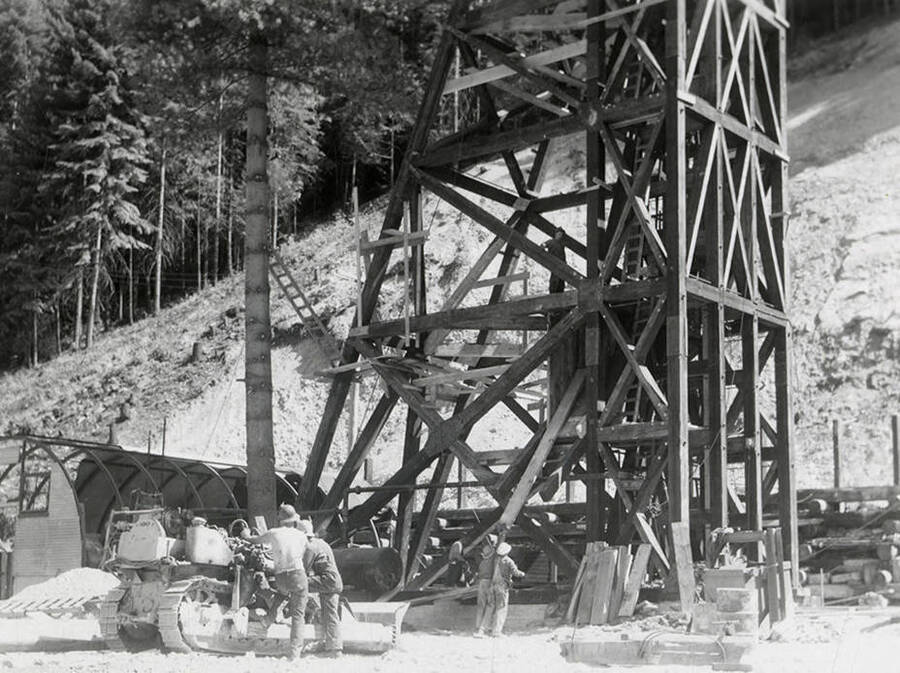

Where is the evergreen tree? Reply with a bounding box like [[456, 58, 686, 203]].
[[37, 0, 151, 348]]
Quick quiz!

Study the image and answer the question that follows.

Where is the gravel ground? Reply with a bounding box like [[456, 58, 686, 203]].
[[2, 608, 900, 673]]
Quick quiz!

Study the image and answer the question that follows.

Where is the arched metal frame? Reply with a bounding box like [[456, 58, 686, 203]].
[[0, 436, 323, 544]]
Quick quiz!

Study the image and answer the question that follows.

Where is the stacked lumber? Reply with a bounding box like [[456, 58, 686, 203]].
[[566, 542, 651, 625], [795, 493, 900, 604]]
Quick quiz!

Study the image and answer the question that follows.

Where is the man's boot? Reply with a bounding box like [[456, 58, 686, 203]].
[[288, 618, 304, 660]]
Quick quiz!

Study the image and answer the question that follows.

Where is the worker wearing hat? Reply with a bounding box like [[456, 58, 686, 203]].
[[489, 541, 524, 637], [473, 534, 499, 637], [298, 519, 344, 658], [251, 504, 309, 659]]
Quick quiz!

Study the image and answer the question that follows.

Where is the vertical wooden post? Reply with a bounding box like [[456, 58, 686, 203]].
[[584, 0, 606, 543], [832, 419, 841, 488], [892, 415, 900, 486], [666, 0, 690, 527], [743, 317, 762, 535], [353, 187, 363, 328], [401, 202, 411, 348], [704, 0, 727, 530], [770, 3, 798, 585], [244, 30, 276, 526], [396, 409, 421, 583], [456, 457, 463, 509]]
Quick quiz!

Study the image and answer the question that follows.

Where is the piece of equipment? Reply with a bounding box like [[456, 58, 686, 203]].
[[97, 506, 408, 655]]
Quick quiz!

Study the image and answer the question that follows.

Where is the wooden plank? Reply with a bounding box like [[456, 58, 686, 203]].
[[796, 485, 900, 503], [433, 343, 524, 359], [566, 553, 590, 623], [832, 419, 841, 489], [607, 545, 632, 623], [423, 235, 507, 354], [590, 548, 619, 625], [576, 544, 601, 624], [315, 392, 400, 533], [664, 0, 690, 532], [451, 307, 585, 434], [502, 396, 541, 433], [743, 315, 763, 539], [471, 12, 588, 34], [489, 79, 573, 117], [407, 452, 455, 583], [500, 371, 586, 527], [412, 364, 511, 387], [349, 291, 574, 337], [414, 168, 584, 286], [358, 230, 428, 252], [763, 528, 781, 622], [671, 521, 696, 616], [471, 271, 529, 289], [397, 408, 423, 582], [456, 30, 582, 109], [443, 41, 587, 94], [635, 512, 670, 571], [893, 415, 900, 487], [619, 544, 652, 617]]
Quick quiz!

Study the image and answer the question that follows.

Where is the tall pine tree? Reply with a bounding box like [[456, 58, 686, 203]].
[[37, 0, 151, 348]]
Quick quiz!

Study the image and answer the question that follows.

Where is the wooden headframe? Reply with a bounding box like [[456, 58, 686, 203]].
[[301, 0, 796, 596]]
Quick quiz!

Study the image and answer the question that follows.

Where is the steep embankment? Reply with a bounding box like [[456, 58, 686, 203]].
[[1, 19, 898, 490], [786, 19, 900, 486]]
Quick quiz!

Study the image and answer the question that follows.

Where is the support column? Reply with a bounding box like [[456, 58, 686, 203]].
[[584, 0, 606, 542], [665, 0, 690, 526]]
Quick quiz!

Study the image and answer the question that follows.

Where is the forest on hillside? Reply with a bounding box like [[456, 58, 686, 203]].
[[0, 0, 889, 374], [0, 0, 457, 370]]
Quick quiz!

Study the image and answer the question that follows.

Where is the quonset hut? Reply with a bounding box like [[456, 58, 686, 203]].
[[0, 435, 310, 595]]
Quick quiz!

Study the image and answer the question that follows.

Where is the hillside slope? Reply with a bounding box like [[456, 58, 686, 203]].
[[1, 19, 898, 490]]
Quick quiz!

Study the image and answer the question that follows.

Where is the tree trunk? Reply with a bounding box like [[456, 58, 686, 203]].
[[86, 226, 102, 348], [155, 145, 166, 314], [55, 300, 62, 356], [227, 166, 234, 275], [214, 98, 223, 285], [196, 174, 202, 292], [31, 296, 38, 367], [272, 190, 279, 248], [128, 244, 134, 324], [245, 31, 277, 526], [74, 266, 83, 349]]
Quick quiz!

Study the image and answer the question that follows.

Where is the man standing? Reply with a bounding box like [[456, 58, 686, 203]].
[[252, 504, 309, 660], [473, 534, 498, 637], [490, 541, 525, 637], [298, 519, 344, 658]]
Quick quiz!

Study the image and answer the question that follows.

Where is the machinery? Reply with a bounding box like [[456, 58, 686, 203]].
[[97, 506, 408, 655]]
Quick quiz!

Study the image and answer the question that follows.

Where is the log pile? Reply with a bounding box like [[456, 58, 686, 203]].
[[565, 542, 651, 625], [796, 491, 900, 604]]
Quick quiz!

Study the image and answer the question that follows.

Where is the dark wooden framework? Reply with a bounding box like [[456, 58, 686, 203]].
[[303, 0, 796, 600]]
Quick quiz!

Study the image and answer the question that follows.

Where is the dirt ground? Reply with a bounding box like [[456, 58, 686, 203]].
[[1, 607, 900, 673]]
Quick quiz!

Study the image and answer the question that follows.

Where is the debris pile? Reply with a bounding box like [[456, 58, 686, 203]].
[[9, 568, 119, 603], [796, 491, 900, 605]]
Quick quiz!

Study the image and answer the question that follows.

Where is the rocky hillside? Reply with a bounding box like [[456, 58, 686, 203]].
[[1, 19, 898, 490]]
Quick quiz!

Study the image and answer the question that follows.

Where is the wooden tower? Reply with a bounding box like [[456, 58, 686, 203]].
[[301, 0, 796, 601]]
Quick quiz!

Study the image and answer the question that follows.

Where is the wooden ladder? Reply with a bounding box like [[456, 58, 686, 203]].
[[269, 250, 341, 364]]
